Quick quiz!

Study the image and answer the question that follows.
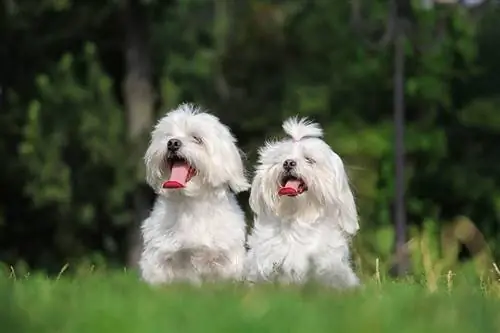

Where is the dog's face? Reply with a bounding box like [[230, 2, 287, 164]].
[[144, 104, 249, 196], [250, 118, 359, 235]]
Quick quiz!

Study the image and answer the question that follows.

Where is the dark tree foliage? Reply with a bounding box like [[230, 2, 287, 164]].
[[0, 0, 499, 276]]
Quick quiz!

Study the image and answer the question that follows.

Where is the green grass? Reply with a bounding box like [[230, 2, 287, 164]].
[[1, 271, 500, 333]]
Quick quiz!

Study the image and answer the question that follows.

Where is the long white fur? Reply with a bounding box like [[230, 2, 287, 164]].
[[245, 117, 360, 288], [139, 103, 249, 285]]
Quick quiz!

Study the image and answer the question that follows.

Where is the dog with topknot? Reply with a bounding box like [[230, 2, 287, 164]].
[[245, 117, 360, 288]]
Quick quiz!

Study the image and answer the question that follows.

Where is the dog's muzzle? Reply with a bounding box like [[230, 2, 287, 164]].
[[278, 160, 307, 196], [162, 139, 196, 189]]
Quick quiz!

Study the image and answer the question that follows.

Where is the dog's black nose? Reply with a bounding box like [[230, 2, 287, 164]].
[[283, 159, 297, 171], [167, 138, 182, 151]]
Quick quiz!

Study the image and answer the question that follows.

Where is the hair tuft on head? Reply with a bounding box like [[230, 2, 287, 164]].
[[282, 117, 323, 141]]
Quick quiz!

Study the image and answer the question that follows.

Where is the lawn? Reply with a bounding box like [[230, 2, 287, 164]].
[[1, 270, 499, 333]]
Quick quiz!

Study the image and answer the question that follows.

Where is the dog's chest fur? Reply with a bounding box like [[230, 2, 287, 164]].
[[140, 193, 246, 283], [248, 215, 348, 281], [153, 195, 245, 250], [172, 206, 237, 249]]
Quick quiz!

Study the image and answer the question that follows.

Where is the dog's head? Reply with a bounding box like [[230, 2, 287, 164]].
[[250, 117, 359, 235], [144, 103, 249, 197]]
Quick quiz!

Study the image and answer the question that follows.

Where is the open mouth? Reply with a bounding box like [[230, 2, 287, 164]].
[[162, 156, 196, 189], [278, 174, 308, 197]]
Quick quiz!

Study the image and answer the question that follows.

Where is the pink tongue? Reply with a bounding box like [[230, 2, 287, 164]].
[[162, 161, 189, 189], [278, 179, 301, 196]]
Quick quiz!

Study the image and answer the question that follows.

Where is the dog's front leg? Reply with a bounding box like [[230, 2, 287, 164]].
[[314, 252, 361, 289], [333, 263, 361, 288], [194, 247, 245, 282], [139, 248, 177, 285], [214, 247, 244, 282], [317, 262, 360, 289], [242, 250, 260, 283]]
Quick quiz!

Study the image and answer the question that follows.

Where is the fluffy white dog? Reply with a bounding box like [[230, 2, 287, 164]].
[[245, 117, 360, 288], [139, 103, 249, 285]]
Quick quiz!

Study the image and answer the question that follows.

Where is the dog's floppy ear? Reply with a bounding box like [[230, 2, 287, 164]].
[[199, 112, 250, 193], [144, 139, 162, 191], [249, 171, 263, 214], [335, 165, 360, 235], [222, 144, 250, 193]]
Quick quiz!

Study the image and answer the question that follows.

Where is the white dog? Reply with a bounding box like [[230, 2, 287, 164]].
[[245, 117, 360, 288], [139, 103, 249, 285]]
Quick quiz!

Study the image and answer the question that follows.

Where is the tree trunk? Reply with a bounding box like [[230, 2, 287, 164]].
[[122, 0, 154, 269], [393, 14, 409, 276]]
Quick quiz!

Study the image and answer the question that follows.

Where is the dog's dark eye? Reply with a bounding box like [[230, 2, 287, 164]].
[[192, 135, 203, 144], [305, 157, 315, 164]]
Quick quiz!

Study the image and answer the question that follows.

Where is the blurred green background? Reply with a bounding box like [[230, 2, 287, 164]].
[[1, 0, 499, 280]]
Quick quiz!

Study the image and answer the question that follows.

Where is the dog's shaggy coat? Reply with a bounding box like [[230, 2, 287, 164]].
[[245, 118, 360, 288], [139, 104, 249, 285]]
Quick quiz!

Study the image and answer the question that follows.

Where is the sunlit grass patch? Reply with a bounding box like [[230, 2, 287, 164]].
[[0, 268, 499, 333]]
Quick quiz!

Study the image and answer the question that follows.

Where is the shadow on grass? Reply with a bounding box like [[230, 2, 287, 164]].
[[0, 278, 31, 333]]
